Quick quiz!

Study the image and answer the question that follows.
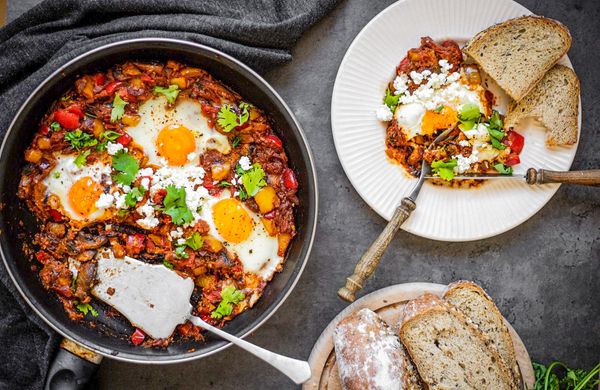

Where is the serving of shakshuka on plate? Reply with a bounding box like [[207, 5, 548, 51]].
[[18, 61, 299, 346], [375, 37, 524, 182]]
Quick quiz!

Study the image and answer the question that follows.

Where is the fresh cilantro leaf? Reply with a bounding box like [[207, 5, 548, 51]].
[[211, 286, 245, 319], [235, 163, 246, 176], [217, 103, 250, 133], [174, 245, 189, 258], [101, 130, 121, 141], [111, 150, 139, 186], [163, 260, 174, 269], [50, 122, 61, 132], [488, 110, 503, 131], [240, 163, 266, 197], [232, 136, 241, 148], [64, 130, 98, 150], [74, 149, 90, 168], [218, 180, 231, 188], [435, 104, 444, 113], [76, 303, 98, 317], [110, 94, 128, 123], [125, 186, 146, 207], [494, 163, 513, 175], [238, 187, 248, 201], [163, 185, 194, 225], [431, 159, 457, 181], [185, 232, 204, 251], [53, 171, 61, 179], [491, 138, 507, 150], [488, 128, 506, 140], [153, 85, 180, 104], [96, 141, 108, 151], [384, 88, 400, 111]]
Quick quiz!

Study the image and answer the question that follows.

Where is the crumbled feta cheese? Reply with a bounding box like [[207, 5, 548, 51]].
[[439, 59, 453, 73], [375, 104, 394, 122], [95, 193, 114, 209], [177, 238, 186, 245], [454, 149, 479, 174], [239, 156, 252, 171], [409, 70, 425, 85], [137, 167, 154, 178], [121, 185, 131, 193], [136, 216, 159, 230], [106, 142, 124, 155], [140, 177, 150, 189], [446, 72, 461, 83], [393, 74, 409, 95], [187, 152, 197, 161], [114, 193, 128, 209], [170, 228, 184, 239], [137, 202, 154, 218], [458, 140, 470, 147]]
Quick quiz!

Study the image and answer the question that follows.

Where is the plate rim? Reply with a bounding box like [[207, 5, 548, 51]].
[[330, 0, 581, 242]]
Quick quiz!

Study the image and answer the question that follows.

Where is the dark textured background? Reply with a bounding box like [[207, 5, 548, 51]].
[[7, 0, 600, 388]]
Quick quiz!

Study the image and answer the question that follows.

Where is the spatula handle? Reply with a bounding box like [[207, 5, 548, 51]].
[[526, 168, 600, 186], [338, 198, 416, 303], [189, 316, 311, 384]]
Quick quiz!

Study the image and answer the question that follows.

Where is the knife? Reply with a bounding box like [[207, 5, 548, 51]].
[[427, 168, 600, 186]]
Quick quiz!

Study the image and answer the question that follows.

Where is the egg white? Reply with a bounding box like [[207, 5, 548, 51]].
[[126, 95, 231, 167], [43, 155, 112, 221], [200, 191, 282, 280]]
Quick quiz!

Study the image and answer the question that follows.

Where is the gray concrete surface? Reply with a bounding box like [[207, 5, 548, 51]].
[[8, 0, 600, 388]]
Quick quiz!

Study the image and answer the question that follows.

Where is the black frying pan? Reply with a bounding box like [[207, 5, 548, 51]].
[[0, 39, 318, 388]]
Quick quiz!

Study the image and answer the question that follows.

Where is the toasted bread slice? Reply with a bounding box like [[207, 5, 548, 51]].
[[333, 308, 423, 390], [400, 294, 517, 390], [505, 64, 579, 145], [464, 15, 571, 101], [444, 281, 521, 388]]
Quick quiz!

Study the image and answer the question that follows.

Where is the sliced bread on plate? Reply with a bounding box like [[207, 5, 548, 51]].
[[333, 308, 423, 390], [400, 294, 518, 390], [464, 15, 571, 101], [505, 64, 579, 145], [444, 281, 521, 388]]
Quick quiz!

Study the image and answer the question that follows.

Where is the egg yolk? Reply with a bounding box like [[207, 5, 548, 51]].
[[212, 198, 253, 244], [68, 176, 103, 217], [421, 106, 458, 135], [156, 124, 196, 166]]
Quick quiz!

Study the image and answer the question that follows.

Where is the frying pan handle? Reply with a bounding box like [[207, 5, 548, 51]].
[[44, 339, 102, 390]]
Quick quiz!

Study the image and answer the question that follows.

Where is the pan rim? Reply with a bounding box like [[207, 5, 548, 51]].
[[0, 37, 318, 364]]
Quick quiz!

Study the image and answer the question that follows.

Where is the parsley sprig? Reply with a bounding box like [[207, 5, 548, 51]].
[[174, 232, 204, 258], [76, 303, 98, 317], [494, 163, 513, 175], [431, 159, 457, 181], [486, 111, 507, 150], [238, 163, 266, 197], [153, 85, 180, 104], [64, 130, 98, 150], [110, 94, 128, 123], [217, 103, 250, 132], [74, 149, 90, 168], [384, 88, 400, 112], [163, 185, 194, 225], [111, 150, 139, 186], [125, 186, 146, 207], [211, 286, 245, 319]]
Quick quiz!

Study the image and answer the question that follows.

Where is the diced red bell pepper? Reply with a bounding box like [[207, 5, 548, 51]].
[[506, 130, 525, 154], [282, 168, 298, 190], [66, 104, 84, 118], [35, 251, 52, 264], [504, 153, 521, 167], [140, 74, 154, 84], [48, 209, 63, 222], [40, 125, 50, 135], [131, 328, 145, 345], [265, 135, 283, 149], [263, 210, 276, 219], [104, 81, 121, 95], [53, 109, 80, 129], [205, 289, 222, 304], [94, 73, 105, 86], [116, 133, 132, 146]]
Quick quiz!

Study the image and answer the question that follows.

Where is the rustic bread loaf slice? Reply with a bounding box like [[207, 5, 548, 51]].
[[505, 64, 579, 145], [463, 15, 571, 101], [333, 308, 423, 390], [400, 294, 517, 390], [444, 281, 521, 388]]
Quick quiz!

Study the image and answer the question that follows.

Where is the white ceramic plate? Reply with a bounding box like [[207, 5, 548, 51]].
[[331, 0, 580, 241]]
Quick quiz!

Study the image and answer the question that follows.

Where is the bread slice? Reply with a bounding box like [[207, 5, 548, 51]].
[[464, 15, 571, 101], [400, 294, 517, 390], [444, 281, 521, 388], [505, 64, 579, 145], [333, 308, 423, 390]]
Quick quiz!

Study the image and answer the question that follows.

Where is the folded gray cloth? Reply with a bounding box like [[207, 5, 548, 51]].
[[0, 0, 338, 388]]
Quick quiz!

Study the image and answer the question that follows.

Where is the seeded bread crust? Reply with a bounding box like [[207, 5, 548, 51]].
[[464, 15, 571, 101], [505, 64, 579, 146], [444, 281, 521, 388], [400, 294, 518, 390], [333, 308, 423, 390]]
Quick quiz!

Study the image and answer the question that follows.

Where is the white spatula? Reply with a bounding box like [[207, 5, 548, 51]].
[[92, 254, 311, 384]]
